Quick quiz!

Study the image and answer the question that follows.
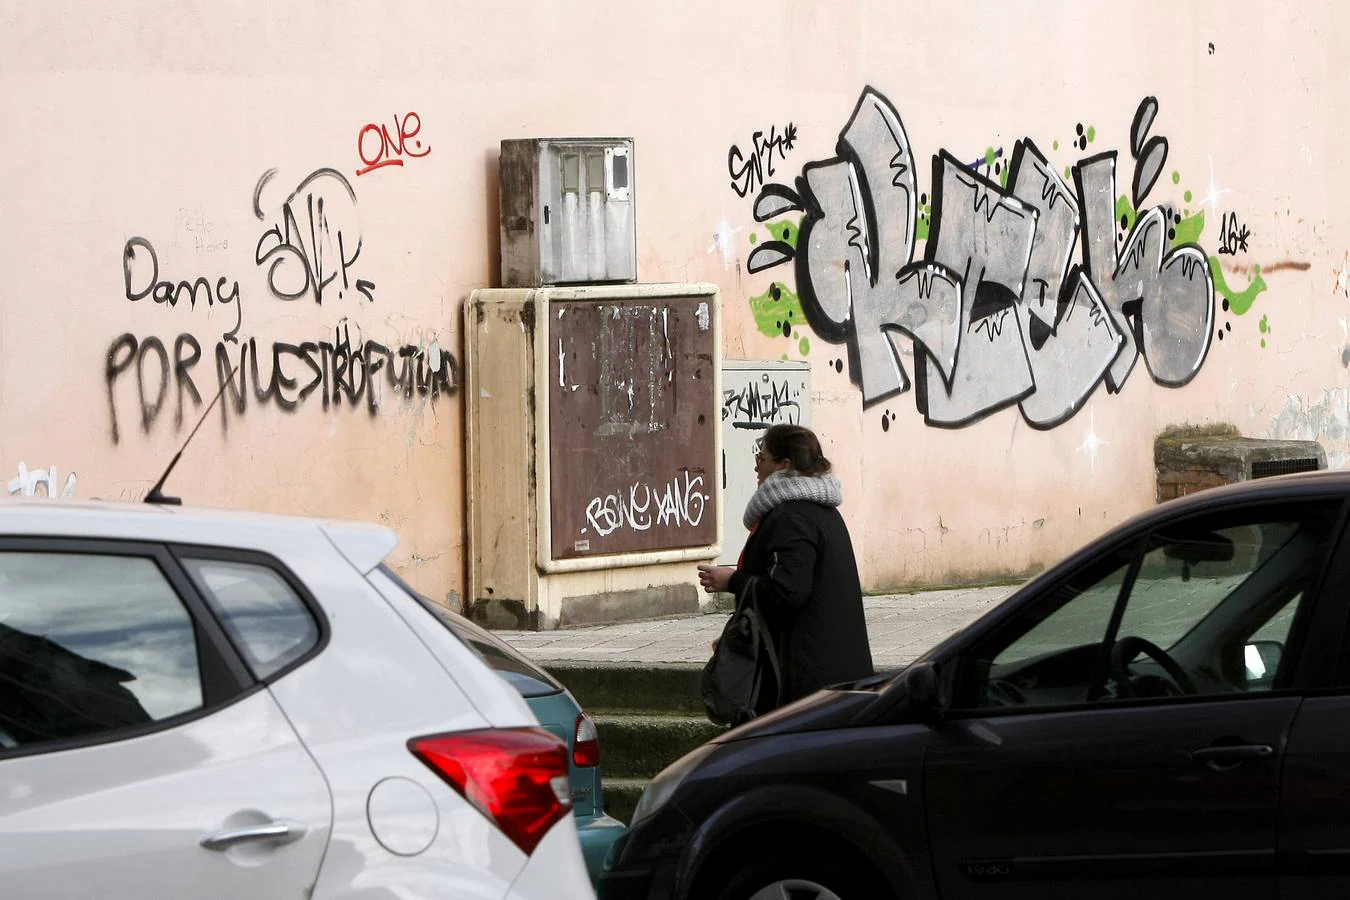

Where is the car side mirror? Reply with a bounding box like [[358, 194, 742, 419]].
[[1244, 640, 1283, 684], [850, 660, 943, 727], [903, 661, 942, 724]]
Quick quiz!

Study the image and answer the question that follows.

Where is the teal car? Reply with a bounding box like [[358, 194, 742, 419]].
[[412, 594, 627, 885]]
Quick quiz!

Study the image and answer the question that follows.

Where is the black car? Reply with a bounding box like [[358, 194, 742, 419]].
[[600, 470, 1350, 900]]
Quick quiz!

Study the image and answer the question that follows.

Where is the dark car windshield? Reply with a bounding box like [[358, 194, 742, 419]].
[[379, 565, 563, 698]]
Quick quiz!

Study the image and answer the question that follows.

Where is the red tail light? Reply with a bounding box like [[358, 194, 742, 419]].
[[573, 713, 600, 768], [409, 727, 571, 855]]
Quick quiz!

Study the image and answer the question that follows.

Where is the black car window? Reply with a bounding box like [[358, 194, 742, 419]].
[[958, 500, 1342, 712], [0, 552, 202, 750], [441, 618, 563, 699], [378, 565, 562, 698], [180, 558, 319, 681]]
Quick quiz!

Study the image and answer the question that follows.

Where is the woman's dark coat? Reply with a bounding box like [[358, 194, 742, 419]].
[[727, 499, 873, 710]]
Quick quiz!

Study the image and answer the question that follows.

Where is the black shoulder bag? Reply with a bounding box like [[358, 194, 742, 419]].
[[699, 578, 783, 726]]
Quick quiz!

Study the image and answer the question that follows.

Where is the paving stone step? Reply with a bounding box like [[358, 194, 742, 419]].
[[547, 662, 707, 716], [593, 712, 725, 779]]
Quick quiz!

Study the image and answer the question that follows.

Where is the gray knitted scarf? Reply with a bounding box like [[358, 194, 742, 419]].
[[743, 470, 843, 529]]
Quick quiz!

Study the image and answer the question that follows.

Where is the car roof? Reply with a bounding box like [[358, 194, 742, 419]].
[[0, 498, 398, 572]]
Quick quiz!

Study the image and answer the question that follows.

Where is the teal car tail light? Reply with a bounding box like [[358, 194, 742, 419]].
[[573, 713, 600, 768]]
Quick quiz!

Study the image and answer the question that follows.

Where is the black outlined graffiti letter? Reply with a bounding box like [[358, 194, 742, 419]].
[[1006, 140, 1123, 429], [1076, 152, 1213, 390], [915, 153, 1037, 427], [793, 88, 963, 405]]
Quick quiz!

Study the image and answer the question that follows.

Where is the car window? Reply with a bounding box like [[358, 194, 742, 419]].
[[0, 552, 202, 750], [181, 558, 319, 681], [438, 613, 563, 699], [378, 565, 562, 699], [991, 557, 1131, 668], [959, 500, 1342, 711]]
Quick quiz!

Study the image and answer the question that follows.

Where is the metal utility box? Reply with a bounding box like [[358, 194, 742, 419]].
[[717, 360, 811, 565], [465, 283, 721, 630], [499, 138, 636, 288]]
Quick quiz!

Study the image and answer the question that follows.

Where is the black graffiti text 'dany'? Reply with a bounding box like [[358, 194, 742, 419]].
[[105, 326, 456, 442], [123, 237, 243, 342]]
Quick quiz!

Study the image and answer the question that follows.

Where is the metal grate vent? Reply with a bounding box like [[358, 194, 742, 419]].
[[1250, 457, 1321, 479]]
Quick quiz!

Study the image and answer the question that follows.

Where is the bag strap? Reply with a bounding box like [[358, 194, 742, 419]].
[[743, 578, 785, 709]]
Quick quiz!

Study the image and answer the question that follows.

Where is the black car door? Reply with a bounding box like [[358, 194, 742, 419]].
[[1277, 512, 1350, 898], [922, 499, 1343, 900]]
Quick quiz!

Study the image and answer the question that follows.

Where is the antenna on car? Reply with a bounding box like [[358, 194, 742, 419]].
[[144, 364, 239, 506]]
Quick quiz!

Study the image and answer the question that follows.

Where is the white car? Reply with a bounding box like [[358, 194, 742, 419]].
[[0, 499, 596, 900]]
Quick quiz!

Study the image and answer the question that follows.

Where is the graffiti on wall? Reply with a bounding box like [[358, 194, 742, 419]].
[[721, 376, 806, 429], [254, 167, 376, 305], [1218, 212, 1251, 255], [105, 326, 454, 443], [124, 237, 244, 341], [7, 463, 77, 500], [744, 87, 1222, 430], [582, 472, 710, 539], [356, 112, 431, 177], [108, 164, 455, 443], [728, 122, 799, 199]]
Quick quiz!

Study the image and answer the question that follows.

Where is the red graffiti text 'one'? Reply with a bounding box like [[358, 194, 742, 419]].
[[356, 112, 431, 176]]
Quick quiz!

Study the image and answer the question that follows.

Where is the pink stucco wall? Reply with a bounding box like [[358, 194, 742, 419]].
[[1, 1, 1346, 599]]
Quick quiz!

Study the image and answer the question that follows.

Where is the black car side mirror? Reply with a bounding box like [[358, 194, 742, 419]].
[[904, 661, 942, 724], [852, 660, 943, 727]]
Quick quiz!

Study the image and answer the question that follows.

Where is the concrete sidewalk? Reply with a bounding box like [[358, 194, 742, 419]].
[[498, 583, 1022, 671]]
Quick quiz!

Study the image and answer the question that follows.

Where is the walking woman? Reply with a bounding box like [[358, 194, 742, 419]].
[[698, 424, 873, 715]]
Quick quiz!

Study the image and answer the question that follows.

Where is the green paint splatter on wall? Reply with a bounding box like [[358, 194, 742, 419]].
[[1172, 211, 1205, 248], [984, 147, 997, 168], [1172, 171, 1181, 185], [1053, 140, 1059, 151], [1259, 313, 1270, 333], [1086, 125, 1096, 142], [1184, 190, 1193, 203], [1115, 195, 1136, 231], [748, 232, 758, 245], [798, 336, 810, 355], [1209, 258, 1267, 314], [765, 218, 800, 249], [749, 281, 808, 342], [1064, 165, 1072, 181]]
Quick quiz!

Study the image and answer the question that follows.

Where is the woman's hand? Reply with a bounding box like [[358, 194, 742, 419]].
[[697, 564, 735, 594]]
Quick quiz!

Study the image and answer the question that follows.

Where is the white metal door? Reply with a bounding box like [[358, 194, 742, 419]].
[[718, 360, 811, 564]]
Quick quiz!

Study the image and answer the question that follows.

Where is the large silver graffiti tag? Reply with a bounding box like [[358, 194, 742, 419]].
[[774, 88, 1214, 429]]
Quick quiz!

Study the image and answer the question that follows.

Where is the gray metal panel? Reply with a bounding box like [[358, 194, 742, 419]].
[[499, 140, 541, 288], [718, 360, 811, 565], [499, 138, 635, 287]]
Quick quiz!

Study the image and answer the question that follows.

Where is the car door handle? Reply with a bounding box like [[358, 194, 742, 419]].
[[200, 820, 306, 851], [1191, 744, 1274, 765]]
